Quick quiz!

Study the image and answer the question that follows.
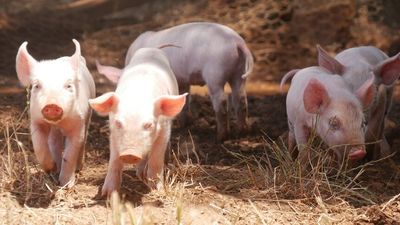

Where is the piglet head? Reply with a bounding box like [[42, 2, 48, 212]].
[[303, 78, 368, 161], [89, 92, 187, 164], [16, 39, 83, 123]]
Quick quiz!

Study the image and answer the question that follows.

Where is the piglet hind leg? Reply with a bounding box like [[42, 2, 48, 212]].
[[287, 121, 298, 160], [31, 122, 56, 173], [58, 122, 86, 188], [177, 84, 191, 127], [206, 80, 229, 142], [229, 74, 249, 134]]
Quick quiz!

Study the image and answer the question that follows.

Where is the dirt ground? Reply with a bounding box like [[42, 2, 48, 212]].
[[0, 0, 400, 224]]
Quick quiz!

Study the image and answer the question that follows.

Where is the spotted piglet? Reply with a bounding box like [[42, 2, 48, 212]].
[[317, 46, 400, 159], [15, 39, 96, 187], [281, 66, 375, 165]]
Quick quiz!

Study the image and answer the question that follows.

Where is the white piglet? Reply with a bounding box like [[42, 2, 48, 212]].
[[89, 48, 187, 196], [15, 39, 96, 187], [112, 22, 254, 142]]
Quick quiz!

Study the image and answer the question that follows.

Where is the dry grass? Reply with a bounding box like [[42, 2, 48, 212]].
[[0, 101, 399, 224], [101, 129, 398, 224]]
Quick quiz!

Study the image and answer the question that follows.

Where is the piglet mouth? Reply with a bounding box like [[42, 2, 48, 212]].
[[119, 149, 143, 164], [348, 147, 366, 160]]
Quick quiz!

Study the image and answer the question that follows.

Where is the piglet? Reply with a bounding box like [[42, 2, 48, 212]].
[[103, 22, 253, 142], [90, 48, 187, 196], [15, 39, 96, 187], [317, 46, 400, 159], [281, 66, 375, 164]]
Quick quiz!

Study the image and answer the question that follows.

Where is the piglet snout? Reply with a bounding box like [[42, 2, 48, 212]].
[[119, 149, 143, 164], [41, 104, 63, 121], [348, 147, 366, 160]]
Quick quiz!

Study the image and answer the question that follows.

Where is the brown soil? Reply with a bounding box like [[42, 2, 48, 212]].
[[0, 0, 400, 224]]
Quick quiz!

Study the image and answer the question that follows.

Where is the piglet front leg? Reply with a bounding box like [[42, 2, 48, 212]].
[[294, 124, 312, 168], [144, 128, 169, 190], [365, 85, 387, 159], [76, 113, 92, 172], [31, 122, 56, 172], [101, 139, 123, 196], [58, 121, 86, 188], [101, 160, 123, 196]]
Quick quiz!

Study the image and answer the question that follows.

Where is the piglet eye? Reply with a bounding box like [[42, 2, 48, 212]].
[[65, 83, 73, 91], [143, 122, 153, 130], [32, 83, 41, 90], [361, 120, 367, 130], [115, 120, 123, 129], [328, 116, 341, 130]]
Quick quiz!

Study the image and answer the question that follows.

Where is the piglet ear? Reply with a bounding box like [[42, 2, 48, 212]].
[[374, 53, 400, 85], [96, 60, 123, 84], [15, 42, 37, 87], [317, 45, 344, 75], [71, 39, 81, 71], [356, 72, 375, 109], [154, 93, 188, 117], [89, 92, 119, 116], [303, 78, 331, 114]]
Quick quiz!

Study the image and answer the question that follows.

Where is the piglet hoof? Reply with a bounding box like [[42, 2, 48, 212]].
[[136, 164, 146, 182], [59, 175, 76, 189], [177, 113, 191, 127], [237, 122, 250, 136], [145, 178, 163, 191], [379, 138, 393, 158], [216, 129, 229, 143], [42, 161, 57, 174], [101, 176, 121, 197], [101, 185, 120, 197], [145, 178, 157, 190], [241, 123, 250, 133], [119, 149, 143, 164], [143, 171, 163, 190]]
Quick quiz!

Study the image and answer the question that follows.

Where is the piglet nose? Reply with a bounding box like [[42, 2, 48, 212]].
[[348, 147, 366, 160], [120, 149, 144, 164], [41, 104, 63, 121]]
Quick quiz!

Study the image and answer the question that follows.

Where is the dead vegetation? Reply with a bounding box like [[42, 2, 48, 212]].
[[0, 95, 399, 224]]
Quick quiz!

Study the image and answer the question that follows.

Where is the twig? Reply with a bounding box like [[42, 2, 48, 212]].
[[381, 192, 400, 211], [248, 199, 267, 225]]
